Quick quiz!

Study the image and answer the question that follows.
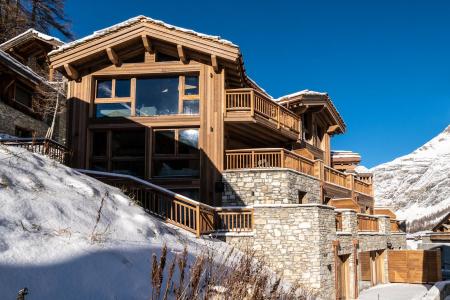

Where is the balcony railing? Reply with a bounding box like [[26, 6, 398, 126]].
[[390, 219, 402, 232], [225, 88, 300, 134], [225, 148, 315, 177], [225, 148, 373, 196], [0, 138, 70, 164], [357, 214, 379, 232]]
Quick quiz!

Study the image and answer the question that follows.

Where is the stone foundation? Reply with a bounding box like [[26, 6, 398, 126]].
[[222, 168, 321, 206], [0, 101, 48, 137]]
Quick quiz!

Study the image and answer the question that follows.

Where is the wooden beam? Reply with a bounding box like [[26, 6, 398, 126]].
[[141, 34, 154, 53], [177, 44, 188, 64], [64, 63, 79, 81], [327, 124, 340, 134], [211, 54, 219, 73], [106, 47, 121, 66]]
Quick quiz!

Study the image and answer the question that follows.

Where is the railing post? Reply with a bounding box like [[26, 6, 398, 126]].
[[277, 106, 280, 129], [250, 90, 255, 117], [251, 150, 255, 168], [280, 149, 285, 168], [195, 205, 201, 237], [314, 160, 324, 180]]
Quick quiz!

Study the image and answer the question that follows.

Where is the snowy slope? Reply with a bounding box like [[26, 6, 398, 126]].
[[0, 146, 229, 299], [371, 125, 450, 231]]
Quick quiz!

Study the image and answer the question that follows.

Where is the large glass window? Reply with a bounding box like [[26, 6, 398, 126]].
[[94, 75, 199, 118], [136, 77, 179, 116], [152, 128, 199, 178]]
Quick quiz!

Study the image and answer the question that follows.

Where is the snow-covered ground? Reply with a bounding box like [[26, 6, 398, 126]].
[[0, 145, 230, 299], [358, 283, 432, 300], [371, 125, 450, 230]]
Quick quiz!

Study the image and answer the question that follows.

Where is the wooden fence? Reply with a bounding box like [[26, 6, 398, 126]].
[[324, 166, 348, 188], [78, 169, 253, 236], [225, 88, 300, 133], [0, 138, 69, 164], [388, 250, 442, 283]]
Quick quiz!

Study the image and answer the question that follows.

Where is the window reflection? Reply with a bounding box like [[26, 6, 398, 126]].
[[136, 77, 179, 116], [185, 76, 199, 95], [95, 103, 131, 118], [182, 100, 199, 115], [115, 79, 131, 97], [153, 159, 199, 177], [96, 80, 112, 98], [179, 129, 199, 154]]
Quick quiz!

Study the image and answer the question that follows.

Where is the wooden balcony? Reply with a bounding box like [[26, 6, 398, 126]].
[[225, 148, 374, 197], [357, 214, 379, 232], [225, 89, 300, 142]]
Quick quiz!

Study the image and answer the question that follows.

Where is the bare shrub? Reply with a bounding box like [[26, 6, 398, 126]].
[[149, 245, 316, 300]]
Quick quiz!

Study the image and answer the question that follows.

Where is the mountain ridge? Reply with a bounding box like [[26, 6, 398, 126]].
[[371, 125, 450, 232]]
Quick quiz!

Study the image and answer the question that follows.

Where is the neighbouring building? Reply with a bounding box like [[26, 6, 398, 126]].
[[0, 29, 66, 142], [46, 16, 406, 299]]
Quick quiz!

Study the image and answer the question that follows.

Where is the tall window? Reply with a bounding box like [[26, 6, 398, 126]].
[[93, 75, 199, 118], [152, 128, 199, 178], [90, 129, 145, 177]]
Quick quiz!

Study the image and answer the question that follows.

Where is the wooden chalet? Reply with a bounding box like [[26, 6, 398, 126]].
[[0, 29, 64, 139], [48, 15, 375, 209]]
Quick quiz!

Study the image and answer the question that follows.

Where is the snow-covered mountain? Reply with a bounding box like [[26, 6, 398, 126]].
[[371, 125, 450, 232], [0, 145, 230, 299]]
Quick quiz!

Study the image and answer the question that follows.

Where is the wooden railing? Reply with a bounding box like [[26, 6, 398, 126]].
[[356, 174, 373, 184], [216, 208, 254, 232], [0, 138, 70, 164], [225, 148, 315, 176], [77, 169, 253, 236], [225, 88, 300, 133], [324, 166, 348, 188], [357, 214, 379, 232], [354, 178, 372, 195], [335, 212, 343, 231]]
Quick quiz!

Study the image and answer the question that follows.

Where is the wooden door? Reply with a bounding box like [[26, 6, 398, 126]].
[[388, 250, 442, 283], [336, 254, 350, 299]]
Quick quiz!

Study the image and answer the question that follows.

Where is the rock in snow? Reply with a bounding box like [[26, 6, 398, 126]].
[[0, 146, 230, 299], [371, 125, 450, 231]]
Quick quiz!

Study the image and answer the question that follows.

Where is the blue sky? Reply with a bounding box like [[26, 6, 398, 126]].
[[62, 0, 450, 167]]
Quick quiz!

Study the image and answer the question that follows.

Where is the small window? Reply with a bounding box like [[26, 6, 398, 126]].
[[95, 102, 131, 118], [184, 76, 199, 95], [178, 129, 199, 154], [115, 79, 131, 97], [15, 85, 32, 107], [15, 126, 33, 138], [154, 130, 175, 154], [182, 100, 199, 115], [155, 51, 179, 62], [298, 191, 307, 204], [96, 80, 113, 98]]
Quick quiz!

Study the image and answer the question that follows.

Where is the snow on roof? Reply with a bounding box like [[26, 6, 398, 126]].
[[331, 150, 361, 158], [354, 165, 370, 173], [0, 50, 46, 84], [276, 89, 327, 102], [50, 15, 237, 56], [0, 28, 63, 49]]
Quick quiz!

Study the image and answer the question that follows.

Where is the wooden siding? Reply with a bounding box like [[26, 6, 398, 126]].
[[388, 250, 442, 283]]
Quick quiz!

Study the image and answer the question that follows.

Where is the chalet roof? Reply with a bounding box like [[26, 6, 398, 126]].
[[331, 150, 361, 159], [276, 90, 347, 133], [49, 15, 236, 57], [0, 50, 46, 84], [432, 212, 450, 231], [0, 28, 63, 51]]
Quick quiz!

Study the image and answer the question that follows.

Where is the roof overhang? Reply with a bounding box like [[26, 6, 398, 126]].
[[278, 93, 346, 134], [48, 16, 246, 83]]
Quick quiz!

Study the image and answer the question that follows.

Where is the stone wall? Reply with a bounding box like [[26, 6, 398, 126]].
[[0, 101, 48, 137], [222, 169, 321, 206], [389, 233, 407, 249]]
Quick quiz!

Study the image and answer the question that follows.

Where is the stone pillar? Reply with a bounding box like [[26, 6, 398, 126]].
[[339, 210, 359, 299], [252, 204, 336, 299], [375, 215, 390, 283], [341, 209, 358, 235]]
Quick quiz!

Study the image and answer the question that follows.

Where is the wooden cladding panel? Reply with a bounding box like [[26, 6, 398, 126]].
[[359, 252, 371, 281], [388, 250, 442, 283]]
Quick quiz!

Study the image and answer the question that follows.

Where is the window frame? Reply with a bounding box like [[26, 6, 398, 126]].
[[92, 74, 199, 118], [152, 128, 200, 178]]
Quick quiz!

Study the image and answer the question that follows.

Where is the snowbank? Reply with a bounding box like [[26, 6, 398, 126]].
[[0, 146, 229, 299]]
